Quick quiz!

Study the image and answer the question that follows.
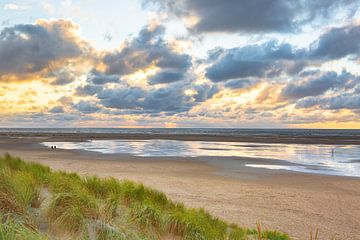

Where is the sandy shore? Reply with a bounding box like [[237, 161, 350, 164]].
[[1, 136, 360, 239]]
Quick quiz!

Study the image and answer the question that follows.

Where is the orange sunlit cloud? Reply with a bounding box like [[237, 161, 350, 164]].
[[1, 1, 360, 128]]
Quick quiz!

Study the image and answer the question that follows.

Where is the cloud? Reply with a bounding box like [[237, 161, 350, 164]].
[[293, 72, 360, 110], [309, 24, 360, 61], [86, 84, 192, 113], [49, 106, 64, 113], [324, 94, 360, 110], [205, 23, 360, 83], [4, 3, 27, 11], [183, 0, 297, 33], [1, 112, 96, 127], [135, 83, 216, 113], [0, 19, 89, 79], [73, 100, 101, 114], [102, 24, 191, 84], [141, 85, 194, 112], [2, 15, 359, 127], [75, 80, 217, 114], [191, 84, 218, 102], [97, 86, 146, 110], [205, 41, 306, 82], [48, 67, 77, 85], [58, 96, 73, 105], [296, 93, 360, 110], [144, 0, 356, 33], [76, 84, 103, 96], [224, 79, 254, 89], [282, 71, 355, 100], [71, 22, 200, 115], [148, 70, 185, 85], [86, 84, 190, 113], [1, 19, 11, 27], [87, 70, 119, 85]]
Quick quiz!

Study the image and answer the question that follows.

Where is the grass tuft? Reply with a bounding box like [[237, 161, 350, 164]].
[[0, 169, 41, 215], [130, 202, 163, 233], [0, 154, 290, 240], [47, 188, 98, 233], [0, 217, 47, 240]]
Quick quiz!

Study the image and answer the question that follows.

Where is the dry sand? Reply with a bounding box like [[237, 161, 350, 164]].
[[0, 136, 360, 239]]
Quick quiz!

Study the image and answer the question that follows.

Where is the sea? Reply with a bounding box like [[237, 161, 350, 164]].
[[1, 128, 360, 137]]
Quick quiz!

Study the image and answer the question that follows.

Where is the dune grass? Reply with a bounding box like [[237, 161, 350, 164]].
[[0, 153, 289, 240]]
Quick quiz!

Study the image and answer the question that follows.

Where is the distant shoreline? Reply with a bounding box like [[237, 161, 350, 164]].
[[1, 131, 360, 145]]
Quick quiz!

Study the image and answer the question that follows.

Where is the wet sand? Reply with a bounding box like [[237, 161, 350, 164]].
[[0, 136, 360, 239]]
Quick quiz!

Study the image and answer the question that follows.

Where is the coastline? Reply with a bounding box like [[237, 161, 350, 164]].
[[0, 135, 360, 239], [1, 131, 360, 145]]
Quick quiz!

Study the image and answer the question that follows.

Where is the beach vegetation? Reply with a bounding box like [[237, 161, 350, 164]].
[[0, 154, 290, 240]]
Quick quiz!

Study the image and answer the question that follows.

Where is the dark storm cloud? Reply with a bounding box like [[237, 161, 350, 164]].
[[144, 0, 356, 33], [0, 20, 86, 77], [205, 41, 306, 82], [102, 24, 191, 84], [282, 71, 354, 100]]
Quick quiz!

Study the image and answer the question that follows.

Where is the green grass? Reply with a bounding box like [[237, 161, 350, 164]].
[[0, 154, 290, 240], [0, 216, 47, 240]]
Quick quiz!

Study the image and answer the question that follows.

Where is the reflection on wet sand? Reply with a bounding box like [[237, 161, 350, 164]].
[[42, 139, 360, 177]]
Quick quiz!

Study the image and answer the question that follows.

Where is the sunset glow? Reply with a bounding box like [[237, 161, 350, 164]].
[[0, 0, 359, 128]]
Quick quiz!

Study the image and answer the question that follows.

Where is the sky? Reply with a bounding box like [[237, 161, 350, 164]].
[[0, 0, 360, 128]]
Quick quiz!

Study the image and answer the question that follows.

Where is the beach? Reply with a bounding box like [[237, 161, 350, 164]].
[[3, 0, 360, 238], [0, 134, 360, 239]]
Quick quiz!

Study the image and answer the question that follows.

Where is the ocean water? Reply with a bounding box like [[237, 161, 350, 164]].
[[2, 127, 360, 138], [42, 139, 360, 177]]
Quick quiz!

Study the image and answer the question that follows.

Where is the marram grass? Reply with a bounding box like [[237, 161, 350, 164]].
[[0, 153, 289, 240]]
